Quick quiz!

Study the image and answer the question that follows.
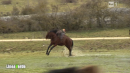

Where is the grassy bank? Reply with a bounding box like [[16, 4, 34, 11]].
[[0, 28, 129, 39], [0, 39, 130, 53]]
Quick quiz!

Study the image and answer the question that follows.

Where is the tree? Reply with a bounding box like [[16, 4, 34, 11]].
[[78, 0, 108, 28], [34, 0, 48, 14], [12, 6, 20, 15], [123, 0, 130, 7]]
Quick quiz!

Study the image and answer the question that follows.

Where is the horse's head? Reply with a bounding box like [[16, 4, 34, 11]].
[[46, 29, 58, 39], [46, 31, 56, 39]]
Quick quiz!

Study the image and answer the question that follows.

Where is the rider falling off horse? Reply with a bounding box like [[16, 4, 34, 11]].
[[56, 29, 66, 40]]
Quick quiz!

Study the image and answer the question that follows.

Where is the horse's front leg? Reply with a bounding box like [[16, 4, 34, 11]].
[[46, 44, 52, 55], [48, 45, 56, 55]]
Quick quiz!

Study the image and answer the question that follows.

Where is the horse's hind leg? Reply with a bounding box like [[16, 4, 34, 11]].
[[69, 49, 72, 56], [66, 46, 72, 56]]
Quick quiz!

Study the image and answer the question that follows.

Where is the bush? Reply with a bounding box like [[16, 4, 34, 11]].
[[62, 0, 77, 3], [21, 0, 48, 15], [11, 17, 42, 32], [21, 5, 35, 15], [0, 20, 18, 33], [1, 0, 12, 5], [31, 14, 54, 31], [18, 19, 40, 31]]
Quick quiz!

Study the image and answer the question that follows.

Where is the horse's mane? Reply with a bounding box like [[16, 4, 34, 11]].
[[49, 29, 58, 34]]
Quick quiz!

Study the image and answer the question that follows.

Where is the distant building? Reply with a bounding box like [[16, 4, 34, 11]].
[[108, 1, 118, 7]]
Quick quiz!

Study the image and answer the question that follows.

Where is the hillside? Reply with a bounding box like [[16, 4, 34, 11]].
[[0, 0, 85, 16], [0, 0, 127, 16]]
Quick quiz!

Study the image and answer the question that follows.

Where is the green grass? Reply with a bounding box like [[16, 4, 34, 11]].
[[0, 28, 129, 39], [0, 28, 130, 73], [68, 28, 129, 38], [0, 0, 29, 13], [0, 49, 130, 73], [0, 31, 46, 39]]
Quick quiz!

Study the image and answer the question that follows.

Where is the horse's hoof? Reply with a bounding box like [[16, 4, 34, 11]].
[[69, 54, 73, 56], [46, 53, 49, 55], [46, 52, 49, 55]]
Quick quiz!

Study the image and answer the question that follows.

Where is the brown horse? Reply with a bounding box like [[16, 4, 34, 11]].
[[46, 29, 73, 56], [46, 65, 100, 73]]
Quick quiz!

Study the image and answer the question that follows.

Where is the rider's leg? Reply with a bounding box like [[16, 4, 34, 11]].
[[60, 33, 65, 40]]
